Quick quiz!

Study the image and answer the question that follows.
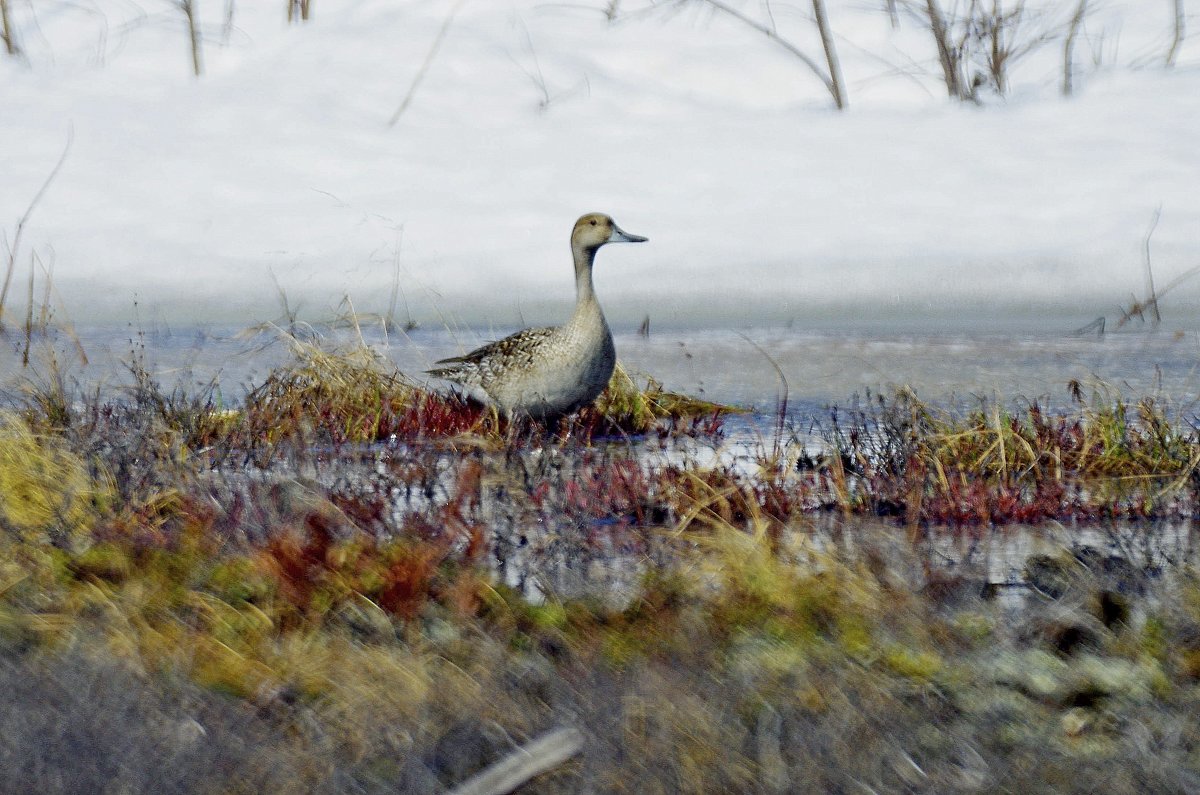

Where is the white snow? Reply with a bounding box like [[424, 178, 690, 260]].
[[0, 0, 1197, 329]]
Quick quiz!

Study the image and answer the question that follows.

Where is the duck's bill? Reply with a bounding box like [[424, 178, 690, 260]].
[[609, 225, 648, 244]]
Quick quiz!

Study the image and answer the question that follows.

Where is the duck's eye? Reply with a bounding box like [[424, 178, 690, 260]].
[[589, 220, 597, 226]]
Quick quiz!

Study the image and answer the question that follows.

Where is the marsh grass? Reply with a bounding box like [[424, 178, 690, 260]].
[[818, 385, 1200, 524], [215, 339, 735, 466], [6, 337, 1200, 791]]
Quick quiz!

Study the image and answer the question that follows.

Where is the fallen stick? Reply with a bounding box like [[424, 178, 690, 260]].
[[445, 726, 584, 795]]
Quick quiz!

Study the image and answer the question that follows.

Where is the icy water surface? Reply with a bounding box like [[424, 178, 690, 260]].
[[5, 322, 1199, 429]]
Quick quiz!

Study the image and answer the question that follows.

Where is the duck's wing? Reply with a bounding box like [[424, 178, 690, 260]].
[[427, 327, 557, 383]]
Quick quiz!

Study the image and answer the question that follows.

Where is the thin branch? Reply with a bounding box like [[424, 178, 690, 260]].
[[173, 0, 204, 76], [1, 129, 73, 332], [691, 0, 838, 102], [1166, 0, 1185, 67], [222, 0, 235, 44], [388, 0, 468, 127], [287, 0, 312, 24], [762, 0, 778, 33], [1062, 0, 1088, 95], [1144, 206, 1162, 326], [0, 0, 18, 56], [923, 0, 963, 97], [812, 0, 848, 109], [22, 253, 35, 365], [736, 332, 789, 454], [37, 249, 53, 330]]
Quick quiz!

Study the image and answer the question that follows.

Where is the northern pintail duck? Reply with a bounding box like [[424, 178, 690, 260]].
[[428, 213, 648, 420]]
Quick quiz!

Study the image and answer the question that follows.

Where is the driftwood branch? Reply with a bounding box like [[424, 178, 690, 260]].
[[445, 726, 584, 795]]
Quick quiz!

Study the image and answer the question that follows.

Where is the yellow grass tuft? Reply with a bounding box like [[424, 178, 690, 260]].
[[0, 411, 103, 547], [595, 363, 740, 433]]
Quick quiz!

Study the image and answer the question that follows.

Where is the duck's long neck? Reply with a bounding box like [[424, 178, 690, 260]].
[[572, 244, 600, 309]]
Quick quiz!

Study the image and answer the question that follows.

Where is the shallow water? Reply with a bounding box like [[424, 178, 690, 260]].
[[5, 322, 1198, 433]]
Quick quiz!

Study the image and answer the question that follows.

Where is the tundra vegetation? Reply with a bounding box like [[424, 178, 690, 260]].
[[1, 1, 1197, 790], [2, 328, 1200, 793]]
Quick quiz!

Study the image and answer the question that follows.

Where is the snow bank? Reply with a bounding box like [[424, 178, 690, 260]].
[[0, 0, 1196, 328]]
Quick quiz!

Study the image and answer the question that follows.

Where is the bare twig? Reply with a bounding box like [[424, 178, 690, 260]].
[[385, 230, 417, 332], [902, 0, 1053, 99], [1, 130, 73, 332], [268, 268, 302, 337], [22, 253, 34, 366], [736, 332, 789, 454], [0, 0, 18, 55], [222, 0, 236, 44], [680, 0, 844, 109], [388, 0, 468, 126], [1062, 0, 1089, 95], [884, 0, 900, 29], [1073, 316, 1105, 337], [445, 726, 584, 795], [977, 0, 1055, 96], [287, 0, 312, 23], [1110, 208, 1200, 331], [1166, 0, 1185, 67], [922, 0, 963, 97], [38, 249, 53, 330], [812, 0, 848, 109], [173, 0, 204, 76], [1143, 206, 1162, 326]]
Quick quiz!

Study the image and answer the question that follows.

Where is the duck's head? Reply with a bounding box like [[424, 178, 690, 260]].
[[571, 213, 648, 253]]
